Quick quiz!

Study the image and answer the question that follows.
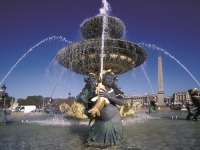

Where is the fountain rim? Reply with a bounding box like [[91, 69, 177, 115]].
[[80, 14, 126, 27], [80, 15, 126, 39], [57, 38, 146, 51], [56, 38, 147, 75]]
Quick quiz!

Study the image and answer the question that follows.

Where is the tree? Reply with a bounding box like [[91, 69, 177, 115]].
[[17, 98, 25, 102], [18, 95, 43, 108], [4, 94, 14, 108]]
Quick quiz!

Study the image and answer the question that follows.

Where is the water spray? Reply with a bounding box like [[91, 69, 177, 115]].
[[139, 43, 200, 86], [99, 0, 111, 16], [50, 68, 66, 98], [141, 64, 155, 94], [0, 36, 71, 85], [100, 0, 110, 80]]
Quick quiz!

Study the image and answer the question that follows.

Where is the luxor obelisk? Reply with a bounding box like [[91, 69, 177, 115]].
[[157, 53, 165, 106]]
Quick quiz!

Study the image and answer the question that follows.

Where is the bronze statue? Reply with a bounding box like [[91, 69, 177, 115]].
[[149, 96, 160, 113], [43, 104, 54, 117], [187, 88, 200, 121], [0, 94, 11, 125], [78, 70, 125, 145]]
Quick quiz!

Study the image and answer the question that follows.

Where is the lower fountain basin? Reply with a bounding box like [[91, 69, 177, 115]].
[[56, 38, 147, 75], [2, 109, 200, 149]]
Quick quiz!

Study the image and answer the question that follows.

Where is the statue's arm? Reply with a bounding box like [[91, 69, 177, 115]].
[[196, 97, 200, 101], [99, 91, 124, 106], [192, 96, 200, 102], [108, 96, 124, 106]]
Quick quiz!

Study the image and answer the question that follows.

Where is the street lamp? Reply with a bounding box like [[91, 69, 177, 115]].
[[1, 84, 7, 106], [68, 92, 71, 98], [43, 97, 44, 108], [1, 84, 7, 92], [68, 92, 72, 106]]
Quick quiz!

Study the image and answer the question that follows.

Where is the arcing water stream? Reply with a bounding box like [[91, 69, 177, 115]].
[[0, 36, 71, 86], [141, 64, 155, 94], [139, 43, 200, 86]]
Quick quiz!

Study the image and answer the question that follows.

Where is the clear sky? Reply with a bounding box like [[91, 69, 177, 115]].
[[0, 0, 200, 99]]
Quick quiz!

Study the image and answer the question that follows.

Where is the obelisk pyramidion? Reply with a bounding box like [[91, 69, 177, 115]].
[[157, 53, 165, 106]]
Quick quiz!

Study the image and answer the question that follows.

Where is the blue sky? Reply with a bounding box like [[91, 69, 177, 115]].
[[0, 0, 200, 99]]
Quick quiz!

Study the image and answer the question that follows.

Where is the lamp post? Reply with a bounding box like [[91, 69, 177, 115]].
[[1, 84, 7, 106], [68, 92, 71, 106], [43, 97, 44, 108], [68, 92, 71, 98]]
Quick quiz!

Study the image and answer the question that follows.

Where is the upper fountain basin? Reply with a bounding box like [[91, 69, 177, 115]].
[[80, 15, 125, 39]]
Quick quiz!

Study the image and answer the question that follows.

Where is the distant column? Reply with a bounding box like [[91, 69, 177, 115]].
[[157, 53, 165, 106]]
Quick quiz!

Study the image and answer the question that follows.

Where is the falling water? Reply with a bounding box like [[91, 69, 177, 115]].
[[50, 68, 66, 98], [141, 64, 154, 94], [44, 58, 57, 83], [139, 43, 200, 86], [0, 36, 71, 86], [99, 0, 110, 80]]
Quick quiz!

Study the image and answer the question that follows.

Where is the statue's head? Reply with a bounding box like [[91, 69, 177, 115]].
[[150, 96, 158, 106], [188, 88, 198, 96], [102, 70, 115, 87], [84, 77, 89, 83], [88, 73, 98, 89], [113, 76, 119, 82]]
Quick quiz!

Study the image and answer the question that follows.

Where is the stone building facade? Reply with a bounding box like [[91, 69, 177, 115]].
[[164, 96, 172, 104], [125, 90, 200, 107], [172, 91, 200, 104], [125, 94, 156, 107]]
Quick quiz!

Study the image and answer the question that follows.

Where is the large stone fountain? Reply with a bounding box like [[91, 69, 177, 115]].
[[56, 11, 147, 146], [56, 15, 147, 75]]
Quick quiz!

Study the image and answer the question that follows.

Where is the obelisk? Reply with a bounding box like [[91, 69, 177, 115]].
[[157, 53, 165, 106]]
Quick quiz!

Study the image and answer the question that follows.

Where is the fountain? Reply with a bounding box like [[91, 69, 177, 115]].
[[55, 0, 147, 146], [1, 0, 200, 149], [56, 18, 147, 76]]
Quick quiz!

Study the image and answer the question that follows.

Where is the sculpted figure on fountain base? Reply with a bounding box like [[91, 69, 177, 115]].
[[187, 88, 200, 121], [149, 97, 160, 113], [0, 104, 11, 126], [85, 70, 124, 145]]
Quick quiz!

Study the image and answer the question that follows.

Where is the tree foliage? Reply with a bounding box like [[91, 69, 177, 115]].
[[4, 94, 14, 108], [53, 97, 76, 107], [16, 95, 77, 108], [18, 95, 43, 108]]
